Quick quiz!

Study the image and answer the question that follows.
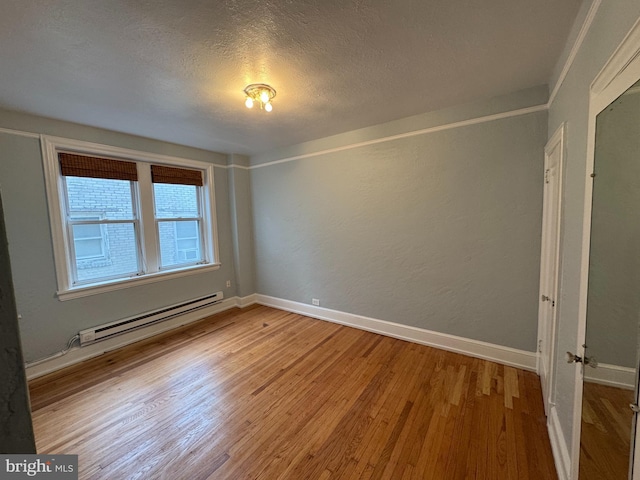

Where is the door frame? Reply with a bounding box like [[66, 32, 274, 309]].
[[537, 122, 565, 417], [572, 16, 640, 480]]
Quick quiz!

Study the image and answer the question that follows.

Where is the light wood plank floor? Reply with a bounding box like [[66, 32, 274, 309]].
[[580, 381, 634, 480], [29, 305, 557, 479]]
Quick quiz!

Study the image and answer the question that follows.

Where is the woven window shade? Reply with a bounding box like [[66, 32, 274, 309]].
[[151, 165, 203, 186], [59, 153, 138, 181]]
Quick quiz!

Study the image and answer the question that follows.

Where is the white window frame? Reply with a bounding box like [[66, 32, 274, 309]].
[[41, 135, 221, 301]]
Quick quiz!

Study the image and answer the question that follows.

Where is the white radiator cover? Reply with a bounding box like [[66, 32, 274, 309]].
[[78, 292, 224, 346]]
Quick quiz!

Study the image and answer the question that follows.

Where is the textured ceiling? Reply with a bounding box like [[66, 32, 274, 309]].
[[0, 0, 582, 156]]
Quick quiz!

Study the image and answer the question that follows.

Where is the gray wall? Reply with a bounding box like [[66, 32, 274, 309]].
[[250, 91, 547, 351], [547, 0, 640, 457], [586, 88, 640, 369], [0, 110, 238, 362], [227, 155, 256, 298]]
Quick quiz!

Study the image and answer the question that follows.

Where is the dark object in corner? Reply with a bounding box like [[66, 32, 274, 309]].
[[0, 191, 36, 453]]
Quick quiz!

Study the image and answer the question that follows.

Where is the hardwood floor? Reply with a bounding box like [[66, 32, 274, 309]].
[[29, 305, 557, 479], [580, 381, 635, 480]]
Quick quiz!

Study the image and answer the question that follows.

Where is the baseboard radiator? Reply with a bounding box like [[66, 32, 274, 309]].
[[78, 292, 224, 346]]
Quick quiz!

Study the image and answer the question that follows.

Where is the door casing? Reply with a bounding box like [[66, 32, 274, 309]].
[[538, 123, 565, 417]]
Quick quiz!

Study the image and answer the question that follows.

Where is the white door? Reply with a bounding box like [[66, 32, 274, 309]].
[[538, 125, 564, 416]]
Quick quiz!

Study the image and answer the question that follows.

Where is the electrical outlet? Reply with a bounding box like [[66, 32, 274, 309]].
[[226, 280, 231, 288], [312, 298, 320, 306]]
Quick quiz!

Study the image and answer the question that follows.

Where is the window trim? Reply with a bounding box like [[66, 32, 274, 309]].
[[41, 135, 221, 301]]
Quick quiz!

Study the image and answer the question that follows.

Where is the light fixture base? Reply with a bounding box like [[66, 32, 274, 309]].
[[243, 83, 276, 111]]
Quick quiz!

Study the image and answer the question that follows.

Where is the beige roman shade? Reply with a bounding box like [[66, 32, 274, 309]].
[[58, 152, 138, 181], [150, 165, 203, 186]]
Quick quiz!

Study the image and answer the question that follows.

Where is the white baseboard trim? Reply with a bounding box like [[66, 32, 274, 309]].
[[548, 406, 571, 480], [25, 292, 538, 380], [584, 362, 635, 390], [25, 297, 239, 380], [255, 295, 537, 371], [235, 294, 258, 308]]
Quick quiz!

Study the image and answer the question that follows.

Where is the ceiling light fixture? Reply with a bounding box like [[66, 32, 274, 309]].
[[244, 83, 276, 112]]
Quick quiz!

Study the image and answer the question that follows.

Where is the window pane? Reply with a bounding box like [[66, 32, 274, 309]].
[[72, 223, 104, 260], [158, 220, 202, 268], [177, 238, 198, 250], [153, 183, 199, 218], [176, 220, 197, 237], [74, 223, 140, 283], [74, 223, 102, 239], [75, 238, 103, 259], [66, 176, 134, 220]]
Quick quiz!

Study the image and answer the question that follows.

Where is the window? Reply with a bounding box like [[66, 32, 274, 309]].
[[42, 137, 220, 300], [153, 179, 203, 269]]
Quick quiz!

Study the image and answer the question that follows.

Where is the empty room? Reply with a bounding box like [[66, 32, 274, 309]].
[[2, 1, 640, 479]]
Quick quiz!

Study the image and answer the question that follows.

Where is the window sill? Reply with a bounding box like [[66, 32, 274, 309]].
[[56, 263, 222, 301]]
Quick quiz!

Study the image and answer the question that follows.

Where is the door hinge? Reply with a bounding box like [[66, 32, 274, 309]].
[[545, 169, 550, 184]]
